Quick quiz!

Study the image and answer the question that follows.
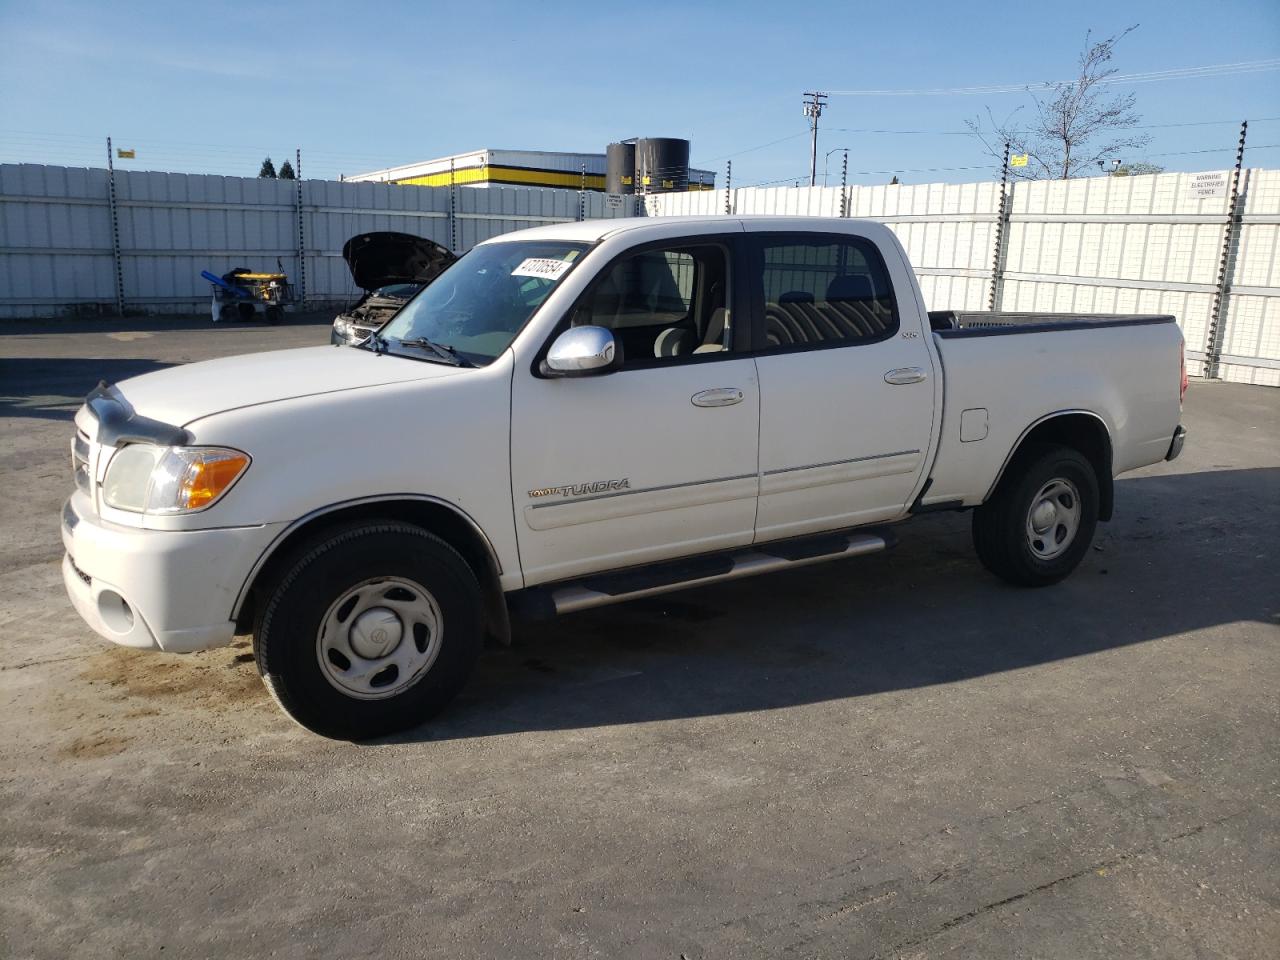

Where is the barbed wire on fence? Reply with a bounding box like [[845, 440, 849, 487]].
[[3, 117, 1280, 190]]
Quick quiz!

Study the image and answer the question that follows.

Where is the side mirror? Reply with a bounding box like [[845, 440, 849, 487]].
[[542, 325, 621, 377]]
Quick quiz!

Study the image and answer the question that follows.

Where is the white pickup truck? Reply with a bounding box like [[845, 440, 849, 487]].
[[62, 216, 1187, 738]]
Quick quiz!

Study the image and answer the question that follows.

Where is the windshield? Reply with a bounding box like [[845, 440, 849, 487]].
[[376, 240, 590, 365]]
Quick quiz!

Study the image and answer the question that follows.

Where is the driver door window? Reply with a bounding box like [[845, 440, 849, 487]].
[[574, 245, 731, 366]]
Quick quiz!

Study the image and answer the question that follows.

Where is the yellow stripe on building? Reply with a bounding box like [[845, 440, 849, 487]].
[[394, 166, 607, 190], [390, 164, 711, 192]]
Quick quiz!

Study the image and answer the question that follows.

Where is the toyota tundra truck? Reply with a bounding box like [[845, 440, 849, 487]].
[[62, 216, 1188, 738]]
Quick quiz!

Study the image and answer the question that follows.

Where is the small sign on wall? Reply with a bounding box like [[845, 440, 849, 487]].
[[1186, 172, 1229, 200]]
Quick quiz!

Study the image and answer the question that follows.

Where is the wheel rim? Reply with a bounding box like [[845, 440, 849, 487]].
[[315, 577, 443, 700], [1025, 477, 1082, 561]]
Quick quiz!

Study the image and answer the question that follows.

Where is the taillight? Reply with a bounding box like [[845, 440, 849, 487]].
[[1179, 349, 1188, 407]]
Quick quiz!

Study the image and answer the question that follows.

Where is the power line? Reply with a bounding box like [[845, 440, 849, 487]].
[[702, 131, 809, 164], [827, 116, 1280, 136], [741, 162, 995, 188], [1147, 143, 1279, 158], [739, 173, 815, 188], [848, 163, 992, 178], [826, 58, 1280, 97]]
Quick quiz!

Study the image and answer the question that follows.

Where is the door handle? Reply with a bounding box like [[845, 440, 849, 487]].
[[691, 387, 745, 407], [884, 367, 927, 385]]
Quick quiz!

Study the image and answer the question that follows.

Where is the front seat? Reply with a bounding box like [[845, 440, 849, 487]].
[[654, 306, 729, 357], [693, 307, 729, 353]]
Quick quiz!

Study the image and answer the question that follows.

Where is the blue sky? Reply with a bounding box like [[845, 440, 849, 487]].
[[1, 0, 1277, 186]]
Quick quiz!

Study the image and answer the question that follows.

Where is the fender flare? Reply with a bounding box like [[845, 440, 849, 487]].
[[230, 494, 504, 623], [985, 409, 1115, 520]]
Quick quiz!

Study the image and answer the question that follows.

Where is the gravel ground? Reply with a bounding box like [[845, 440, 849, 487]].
[[1, 315, 1277, 959]]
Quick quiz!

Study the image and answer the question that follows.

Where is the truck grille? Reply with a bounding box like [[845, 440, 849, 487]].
[[72, 432, 91, 495], [69, 554, 92, 586]]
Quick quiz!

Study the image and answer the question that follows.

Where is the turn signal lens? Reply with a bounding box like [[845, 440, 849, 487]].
[[181, 451, 251, 509]]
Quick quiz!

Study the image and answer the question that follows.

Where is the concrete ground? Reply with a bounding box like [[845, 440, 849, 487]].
[[1, 315, 1277, 960]]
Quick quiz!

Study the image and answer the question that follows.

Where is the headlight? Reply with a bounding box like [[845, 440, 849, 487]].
[[333, 317, 355, 337], [103, 445, 251, 514]]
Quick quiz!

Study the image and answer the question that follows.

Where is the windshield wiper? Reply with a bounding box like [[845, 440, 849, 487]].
[[391, 336, 473, 367]]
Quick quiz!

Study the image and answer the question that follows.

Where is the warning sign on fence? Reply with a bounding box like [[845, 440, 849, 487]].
[[1186, 172, 1229, 201]]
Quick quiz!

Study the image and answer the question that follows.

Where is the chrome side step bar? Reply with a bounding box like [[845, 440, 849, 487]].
[[546, 530, 892, 615]]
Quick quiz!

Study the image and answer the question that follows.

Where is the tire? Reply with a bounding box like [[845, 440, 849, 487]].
[[264, 305, 283, 325], [253, 522, 483, 739], [972, 443, 1099, 588]]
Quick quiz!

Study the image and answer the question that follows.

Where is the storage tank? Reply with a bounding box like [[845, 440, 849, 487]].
[[635, 137, 690, 193], [606, 141, 636, 195]]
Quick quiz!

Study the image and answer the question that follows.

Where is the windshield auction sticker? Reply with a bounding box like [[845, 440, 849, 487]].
[[512, 258, 574, 281]]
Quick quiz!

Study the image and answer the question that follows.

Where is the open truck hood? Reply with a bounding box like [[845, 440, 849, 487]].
[[342, 232, 457, 292]]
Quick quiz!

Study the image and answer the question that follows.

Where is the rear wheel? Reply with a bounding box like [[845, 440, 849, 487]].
[[253, 522, 482, 739], [972, 444, 1099, 587]]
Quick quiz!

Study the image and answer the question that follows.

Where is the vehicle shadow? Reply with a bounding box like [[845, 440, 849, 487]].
[[384, 466, 1279, 744], [0, 357, 178, 421]]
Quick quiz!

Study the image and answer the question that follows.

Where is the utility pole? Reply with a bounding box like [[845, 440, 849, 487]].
[[803, 91, 827, 187]]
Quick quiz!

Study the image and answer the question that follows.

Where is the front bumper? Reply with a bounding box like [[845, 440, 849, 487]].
[[1165, 424, 1187, 461], [61, 493, 285, 653]]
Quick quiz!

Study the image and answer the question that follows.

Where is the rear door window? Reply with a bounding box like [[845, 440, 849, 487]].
[[751, 234, 899, 350]]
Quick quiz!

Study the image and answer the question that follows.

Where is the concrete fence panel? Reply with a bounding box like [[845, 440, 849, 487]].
[[2, 163, 1277, 383], [0, 166, 630, 317]]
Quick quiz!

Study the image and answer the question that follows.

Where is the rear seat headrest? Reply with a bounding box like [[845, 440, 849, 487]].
[[826, 275, 873, 302]]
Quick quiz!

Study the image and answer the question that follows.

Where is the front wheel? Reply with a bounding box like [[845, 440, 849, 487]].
[[972, 444, 1099, 587], [253, 522, 483, 738]]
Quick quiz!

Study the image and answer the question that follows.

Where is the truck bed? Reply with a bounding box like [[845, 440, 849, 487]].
[[928, 311, 1177, 337], [918, 312, 1185, 510]]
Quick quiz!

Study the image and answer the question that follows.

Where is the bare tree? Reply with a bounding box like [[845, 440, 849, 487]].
[[1112, 161, 1164, 177], [967, 27, 1151, 180]]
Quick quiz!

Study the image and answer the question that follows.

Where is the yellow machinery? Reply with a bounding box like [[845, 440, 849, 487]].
[[203, 267, 297, 324]]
